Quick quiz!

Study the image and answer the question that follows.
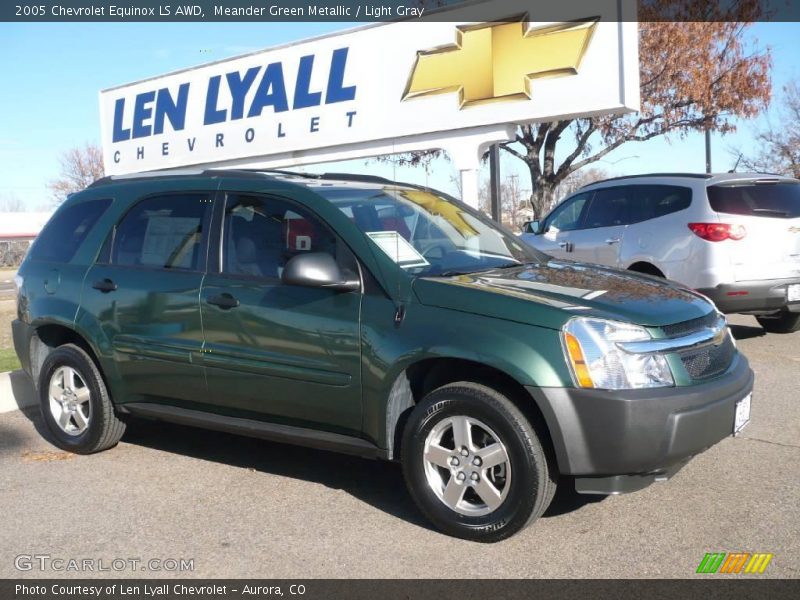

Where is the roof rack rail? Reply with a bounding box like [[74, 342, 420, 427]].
[[87, 167, 430, 191], [319, 172, 394, 184], [579, 172, 714, 189], [88, 168, 209, 188], [227, 168, 309, 178], [222, 168, 395, 185]]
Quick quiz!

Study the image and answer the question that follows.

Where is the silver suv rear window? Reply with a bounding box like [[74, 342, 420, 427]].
[[708, 181, 800, 218]]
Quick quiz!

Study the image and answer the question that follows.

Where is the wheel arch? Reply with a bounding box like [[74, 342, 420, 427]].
[[627, 260, 666, 278], [29, 320, 109, 393], [383, 357, 558, 474]]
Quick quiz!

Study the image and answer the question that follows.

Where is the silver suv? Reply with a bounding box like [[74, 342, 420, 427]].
[[522, 173, 800, 333]]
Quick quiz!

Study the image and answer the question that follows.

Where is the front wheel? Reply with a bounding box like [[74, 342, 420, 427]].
[[401, 382, 555, 542], [756, 310, 800, 333]]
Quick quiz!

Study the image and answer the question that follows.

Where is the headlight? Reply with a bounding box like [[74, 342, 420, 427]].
[[561, 317, 674, 390]]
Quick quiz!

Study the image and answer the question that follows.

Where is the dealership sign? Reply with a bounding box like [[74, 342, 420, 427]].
[[99, 0, 639, 194]]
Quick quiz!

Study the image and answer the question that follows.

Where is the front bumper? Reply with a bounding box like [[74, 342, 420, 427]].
[[698, 278, 800, 314], [526, 354, 753, 493]]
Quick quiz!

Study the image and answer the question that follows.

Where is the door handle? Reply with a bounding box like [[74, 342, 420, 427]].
[[605, 238, 621, 245], [558, 242, 574, 252], [92, 278, 117, 293], [206, 293, 240, 310]]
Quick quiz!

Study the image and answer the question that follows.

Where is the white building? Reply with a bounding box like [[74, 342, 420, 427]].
[[0, 212, 53, 243]]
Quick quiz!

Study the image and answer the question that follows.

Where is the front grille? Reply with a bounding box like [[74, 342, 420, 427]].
[[660, 311, 736, 380], [679, 333, 736, 380], [661, 310, 719, 338]]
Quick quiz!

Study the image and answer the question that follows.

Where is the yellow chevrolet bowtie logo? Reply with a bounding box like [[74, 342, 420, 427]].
[[403, 17, 598, 108]]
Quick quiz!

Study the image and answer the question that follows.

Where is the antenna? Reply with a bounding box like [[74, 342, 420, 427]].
[[729, 153, 743, 173]]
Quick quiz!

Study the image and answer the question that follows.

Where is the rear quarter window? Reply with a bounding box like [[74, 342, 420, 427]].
[[627, 185, 692, 224], [707, 182, 800, 218], [28, 198, 112, 263]]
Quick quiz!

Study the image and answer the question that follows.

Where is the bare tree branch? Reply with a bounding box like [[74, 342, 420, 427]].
[[498, 143, 525, 161], [48, 143, 105, 205], [500, 5, 771, 217], [736, 80, 800, 178]]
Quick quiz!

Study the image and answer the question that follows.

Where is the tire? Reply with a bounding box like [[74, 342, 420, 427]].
[[38, 344, 125, 454], [401, 382, 556, 542], [756, 310, 800, 334]]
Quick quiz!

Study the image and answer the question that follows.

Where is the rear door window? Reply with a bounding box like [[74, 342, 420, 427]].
[[708, 182, 800, 218], [111, 194, 212, 271], [29, 198, 112, 263], [583, 187, 630, 228]]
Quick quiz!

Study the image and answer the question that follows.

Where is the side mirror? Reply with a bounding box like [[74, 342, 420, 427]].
[[522, 220, 541, 234], [281, 252, 360, 292]]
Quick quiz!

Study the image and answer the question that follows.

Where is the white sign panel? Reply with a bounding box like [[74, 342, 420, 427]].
[[100, 0, 639, 176]]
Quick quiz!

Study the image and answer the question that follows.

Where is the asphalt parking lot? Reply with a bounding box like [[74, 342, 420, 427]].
[[1, 313, 798, 579]]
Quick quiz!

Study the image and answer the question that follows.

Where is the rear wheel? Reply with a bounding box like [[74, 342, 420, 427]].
[[38, 344, 125, 454], [401, 382, 555, 542], [756, 310, 800, 333]]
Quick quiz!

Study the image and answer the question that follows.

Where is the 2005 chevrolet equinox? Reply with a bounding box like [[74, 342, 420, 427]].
[[13, 170, 754, 542]]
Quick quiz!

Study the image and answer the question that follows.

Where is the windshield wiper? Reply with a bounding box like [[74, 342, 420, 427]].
[[752, 208, 790, 216], [436, 262, 524, 277], [437, 269, 480, 277]]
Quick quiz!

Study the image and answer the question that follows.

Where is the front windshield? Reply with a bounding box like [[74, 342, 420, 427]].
[[320, 186, 547, 276]]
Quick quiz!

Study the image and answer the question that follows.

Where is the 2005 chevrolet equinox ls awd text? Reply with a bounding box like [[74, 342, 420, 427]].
[[13, 170, 754, 542]]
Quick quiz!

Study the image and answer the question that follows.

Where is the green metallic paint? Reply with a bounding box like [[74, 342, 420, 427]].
[[413, 260, 713, 329], [200, 272, 363, 435], [79, 264, 208, 408], [357, 294, 574, 448], [22, 261, 88, 327], [70, 181, 218, 410]]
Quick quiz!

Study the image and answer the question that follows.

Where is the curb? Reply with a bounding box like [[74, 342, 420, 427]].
[[0, 370, 37, 414]]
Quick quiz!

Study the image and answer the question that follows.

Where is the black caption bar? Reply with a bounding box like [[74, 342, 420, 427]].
[[2, 0, 800, 22], [3, 580, 800, 600]]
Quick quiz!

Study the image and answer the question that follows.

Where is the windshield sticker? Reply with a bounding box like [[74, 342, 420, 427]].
[[366, 231, 429, 268]]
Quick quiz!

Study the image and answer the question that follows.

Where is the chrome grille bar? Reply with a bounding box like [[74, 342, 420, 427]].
[[617, 315, 728, 355]]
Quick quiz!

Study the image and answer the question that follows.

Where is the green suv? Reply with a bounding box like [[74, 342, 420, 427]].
[[13, 170, 754, 542]]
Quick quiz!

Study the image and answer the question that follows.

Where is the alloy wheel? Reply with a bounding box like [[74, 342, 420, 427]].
[[48, 366, 92, 436], [422, 415, 512, 516]]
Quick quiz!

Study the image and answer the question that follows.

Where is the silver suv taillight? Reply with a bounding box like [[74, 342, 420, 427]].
[[688, 222, 747, 242]]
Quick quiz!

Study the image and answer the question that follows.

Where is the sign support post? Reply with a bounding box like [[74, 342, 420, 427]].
[[489, 144, 502, 222]]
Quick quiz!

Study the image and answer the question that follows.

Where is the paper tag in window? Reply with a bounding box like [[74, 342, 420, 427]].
[[366, 231, 429, 268]]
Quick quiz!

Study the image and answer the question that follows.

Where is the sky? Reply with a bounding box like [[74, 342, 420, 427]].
[[0, 20, 798, 211]]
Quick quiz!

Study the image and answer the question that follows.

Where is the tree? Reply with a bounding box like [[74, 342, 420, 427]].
[[552, 167, 610, 208], [478, 175, 532, 230], [0, 193, 25, 212], [449, 173, 463, 199], [500, 0, 771, 218], [736, 81, 800, 178], [48, 143, 105, 205]]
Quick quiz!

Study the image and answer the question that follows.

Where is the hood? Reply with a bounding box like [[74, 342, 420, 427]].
[[412, 260, 714, 330]]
